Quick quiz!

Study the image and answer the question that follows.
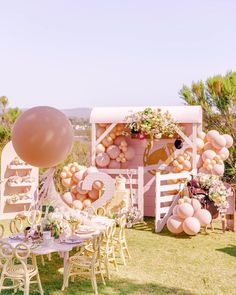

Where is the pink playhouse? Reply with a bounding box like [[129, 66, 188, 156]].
[[90, 106, 206, 231]]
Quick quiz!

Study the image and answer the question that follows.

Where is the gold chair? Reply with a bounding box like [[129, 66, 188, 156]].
[[0, 242, 43, 295], [9, 217, 23, 234], [96, 207, 107, 216], [114, 215, 131, 265], [0, 224, 4, 239], [62, 233, 105, 295]]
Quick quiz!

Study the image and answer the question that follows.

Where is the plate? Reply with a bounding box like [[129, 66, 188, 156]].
[[9, 234, 24, 240], [63, 238, 83, 244]]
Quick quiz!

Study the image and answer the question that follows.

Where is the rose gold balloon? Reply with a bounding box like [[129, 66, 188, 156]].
[[88, 189, 100, 201], [75, 193, 87, 202], [108, 159, 121, 169], [92, 181, 103, 190], [95, 152, 110, 167], [12, 106, 74, 167], [107, 145, 121, 159], [223, 134, 233, 148], [76, 181, 88, 195], [96, 127, 106, 138]]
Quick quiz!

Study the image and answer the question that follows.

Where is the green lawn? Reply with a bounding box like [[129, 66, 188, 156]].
[[1, 218, 236, 295]]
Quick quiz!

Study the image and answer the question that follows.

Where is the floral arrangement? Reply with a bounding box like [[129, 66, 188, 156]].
[[124, 107, 177, 139], [114, 207, 141, 228], [195, 173, 230, 213]]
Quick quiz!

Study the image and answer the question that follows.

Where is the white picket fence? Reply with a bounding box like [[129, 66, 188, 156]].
[[155, 171, 192, 232]]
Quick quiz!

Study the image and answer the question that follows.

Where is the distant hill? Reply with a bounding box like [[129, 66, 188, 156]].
[[61, 108, 91, 119]]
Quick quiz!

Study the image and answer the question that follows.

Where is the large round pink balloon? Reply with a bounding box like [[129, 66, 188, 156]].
[[206, 130, 219, 143], [202, 150, 216, 161], [211, 135, 226, 150], [191, 199, 201, 213], [223, 134, 233, 148], [218, 147, 229, 160], [107, 145, 120, 159], [73, 169, 86, 182], [124, 146, 135, 160], [178, 203, 194, 219], [203, 142, 216, 151], [12, 106, 74, 167], [194, 209, 212, 226], [95, 152, 110, 167], [167, 215, 183, 234], [183, 217, 200, 235], [108, 160, 121, 169]]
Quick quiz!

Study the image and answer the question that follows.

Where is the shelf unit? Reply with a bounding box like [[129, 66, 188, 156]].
[[0, 141, 39, 220]]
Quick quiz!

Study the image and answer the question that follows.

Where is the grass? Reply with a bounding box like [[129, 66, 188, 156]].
[[1, 218, 236, 295]]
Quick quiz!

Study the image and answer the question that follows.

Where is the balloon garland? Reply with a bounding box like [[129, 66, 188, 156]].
[[95, 124, 135, 168], [167, 197, 212, 235], [60, 163, 103, 211], [170, 129, 233, 176]]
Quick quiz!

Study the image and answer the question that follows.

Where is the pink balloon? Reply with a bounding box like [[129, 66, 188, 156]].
[[173, 205, 179, 216], [83, 198, 92, 208], [206, 130, 219, 143], [167, 215, 183, 234], [107, 145, 121, 159], [92, 180, 103, 190], [96, 143, 105, 154], [196, 155, 203, 169], [73, 169, 87, 182], [218, 147, 229, 160], [63, 192, 74, 206], [191, 199, 201, 213], [96, 127, 106, 138], [108, 160, 121, 169], [62, 178, 73, 188], [183, 160, 191, 171], [73, 200, 83, 210], [202, 150, 216, 161], [12, 106, 74, 168], [95, 152, 110, 167], [212, 164, 224, 175], [88, 189, 100, 200], [197, 131, 206, 141], [75, 193, 87, 202], [198, 167, 209, 174], [183, 217, 200, 235], [223, 134, 233, 148], [114, 136, 127, 146], [76, 181, 88, 195], [203, 142, 216, 151], [196, 138, 204, 151], [211, 135, 226, 150], [124, 146, 135, 161], [178, 203, 194, 219], [194, 209, 212, 226]]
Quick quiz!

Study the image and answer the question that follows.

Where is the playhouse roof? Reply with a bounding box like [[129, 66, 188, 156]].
[[90, 106, 202, 124]]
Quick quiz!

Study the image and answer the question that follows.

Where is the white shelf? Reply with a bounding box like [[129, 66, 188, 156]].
[[6, 199, 32, 205], [7, 182, 35, 187], [7, 165, 32, 170]]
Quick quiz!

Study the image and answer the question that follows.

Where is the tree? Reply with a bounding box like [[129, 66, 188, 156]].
[[179, 71, 236, 182]]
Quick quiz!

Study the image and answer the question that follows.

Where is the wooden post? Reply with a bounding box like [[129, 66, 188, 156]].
[[137, 166, 144, 220], [155, 172, 161, 232]]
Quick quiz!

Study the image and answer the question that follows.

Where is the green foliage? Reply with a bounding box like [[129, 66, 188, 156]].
[[180, 71, 236, 182]]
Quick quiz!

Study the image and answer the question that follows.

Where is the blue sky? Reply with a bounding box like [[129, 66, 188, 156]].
[[0, 1, 236, 109]]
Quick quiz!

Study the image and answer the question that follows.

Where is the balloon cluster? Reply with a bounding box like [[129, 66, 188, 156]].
[[167, 197, 212, 235], [60, 163, 102, 211], [95, 123, 135, 169], [170, 130, 233, 176]]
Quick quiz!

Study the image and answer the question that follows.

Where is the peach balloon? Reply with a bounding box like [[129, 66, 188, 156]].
[[183, 217, 200, 235], [211, 135, 227, 150], [102, 138, 113, 147], [62, 178, 72, 188], [178, 203, 194, 219], [176, 164, 184, 172], [63, 192, 74, 206], [96, 143, 105, 154], [177, 155, 185, 164], [173, 205, 179, 216], [194, 209, 212, 226], [198, 167, 209, 174], [12, 106, 74, 168], [183, 160, 192, 171], [92, 180, 103, 190], [223, 134, 233, 148], [191, 199, 201, 213], [178, 198, 185, 205], [88, 189, 100, 200], [70, 185, 78, 195], [73, 169, 86, 182], [196, 155, 203, 169], [212, 164, 224, 175], [108, 160, 121, 169], [206, 130, 219, 143], [218, 147, 229, 160], [203, 142, 216, 151], [196, 138, 204, 151], [114, 136, 127, 146], [124, 146, 135, 160], [76, 181, 88, 195], [197, 131, 206, 141], [96, 127, 106, 138], [73, 200, 83, 210], [202, 150, 216, 161], [167, 215, 183, 234], [107, 145, 121, 159], [98, 123, 107, 128], [60, 171, 67, 179], [83, 198, 92, 208], [172, 160, 179, 167], [96, 152, 110, 167], [75, 193, 87, 202]]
